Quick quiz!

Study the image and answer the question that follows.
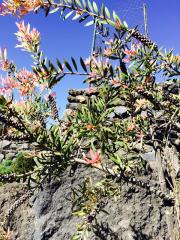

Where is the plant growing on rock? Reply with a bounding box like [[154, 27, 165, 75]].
[[0, 0, 179, 239]]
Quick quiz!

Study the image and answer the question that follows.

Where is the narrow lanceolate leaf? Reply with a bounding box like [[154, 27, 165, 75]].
[[113, 11, 120, 21], [60, 7, 66, 17], [64, 10, 74, 20], [123, 21, 128, 29], [84, 20, 94, 27], [79, 14, 89, 23], [75, 0, 82, 8], [71, 57, 78, 71], [105, 6, 110, 19], [64, 60, 73, 72], [88, 0, 93, 12], [101, 3, 105, 18], [82, 0, 86, 8], [49, 7, 60, 14], [72, 13, 82, 20], [56, 59, 64, 71], [80, 57, 88, 72], [93, 1, 99, 14]]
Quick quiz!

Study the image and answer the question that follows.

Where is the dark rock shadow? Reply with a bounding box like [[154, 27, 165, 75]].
[[132, 226, 152, 240], [92, 222, 119, 240]]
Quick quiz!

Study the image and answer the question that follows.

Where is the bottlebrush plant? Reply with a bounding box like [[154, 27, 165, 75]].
[[0, 0, 179, 239]]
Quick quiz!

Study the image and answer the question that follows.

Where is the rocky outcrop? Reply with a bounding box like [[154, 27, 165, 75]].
[[0, 166, 177, 240], [0, 84, 179, 240]]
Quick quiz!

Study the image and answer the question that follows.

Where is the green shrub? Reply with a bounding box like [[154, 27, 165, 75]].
[[12, 152, 36, 174]]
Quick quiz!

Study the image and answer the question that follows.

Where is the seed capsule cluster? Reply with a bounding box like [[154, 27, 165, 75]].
[[87, 199, 108, 224], [0, 173, 17, 183], [115, 173, 174, 204], [129, 29, 158, 51], [37, 112, 46, 128], [48, 94, 59, 121], [137, 89, 162, 110], [0, 112, 26, 132], [2, 133, 30, 142], [3, 191, 32, 230]]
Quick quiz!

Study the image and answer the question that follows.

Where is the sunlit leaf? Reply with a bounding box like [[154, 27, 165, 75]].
[[75, 0, 82, 8], [84, 20, 94, 26], [49, 7, 60, 14], [87, 0, 93, 12], [64, 59, 73, 72], [80, 57, 88, 72], [63, 10, 74, 20], [105, 6, 110, 19], [71, 57, 78, 71], [93, 1, 98, 14]]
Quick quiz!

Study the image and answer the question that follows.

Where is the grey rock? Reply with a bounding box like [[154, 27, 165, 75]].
[[5, 152, 16, 160], [10, 143, 19, 150], [0, 140, 11, 149], [0, 164, 175, 240], [133, 143, 153, 152], [0, 153, 4, 162], [108, 112, 115, 120], [141, 150, 156, 161], [17, 143, 29, 150], [114, 106, 128, 115]]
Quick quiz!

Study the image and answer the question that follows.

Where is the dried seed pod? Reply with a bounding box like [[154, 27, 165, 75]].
[[37, 112, 46, 128], [0, 173, 17, 183], [129, 29, 158, 51], [48, 94, 59, 121], [3, 191, 32, 230], [137, 89, 162, 110], [0, 112, 26, 132], [2, 133, 30, 142]]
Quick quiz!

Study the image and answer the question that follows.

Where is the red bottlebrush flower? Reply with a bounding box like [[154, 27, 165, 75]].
[[115, 19, 121, 30], [86, 124, 96, 131], [86, 87, 97, 94], [110, 79, 121, 86], [122, 58, 131, 63], [104, 48, 112, 57], [127, 123, 136, 132], [84, 149, 101, 165], [15, 21, 41, 52], [0, 0, 43, 18], [0, 47, 11, 70], [124, 48, 137, 56]]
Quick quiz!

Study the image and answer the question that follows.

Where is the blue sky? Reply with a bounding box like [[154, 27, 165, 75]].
[[0, 0, 179, 114]]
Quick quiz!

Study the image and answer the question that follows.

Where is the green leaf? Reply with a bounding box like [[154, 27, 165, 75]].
[[87, 0, 93, 12], [84, 20, 94, 26], [56, 59, 64, 71], [101, 3, 105, 17], [75, 0, 82, 8], [64, 59, 73, 72], [93, 1, 98, 14], [113, 11, 120, 21], [49, 7, 60, 14], [80, 57, 88, 72], [82, 0, 86, 8], [105, 6, 110, 19], [71, 57, 78, 71], [123, 20, 128, 29], [64, 10, 74, 20], [107, 19, 115, 27], [110, 154, 122, 166], [0, 95, 7, 107], [79, 14, 89, 23], [72, 13, 81, 20]]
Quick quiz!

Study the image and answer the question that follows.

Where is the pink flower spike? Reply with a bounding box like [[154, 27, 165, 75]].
[[84, 149, 101, 165], [122, 58, 130, 63], [50, 91, 56, 98]]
